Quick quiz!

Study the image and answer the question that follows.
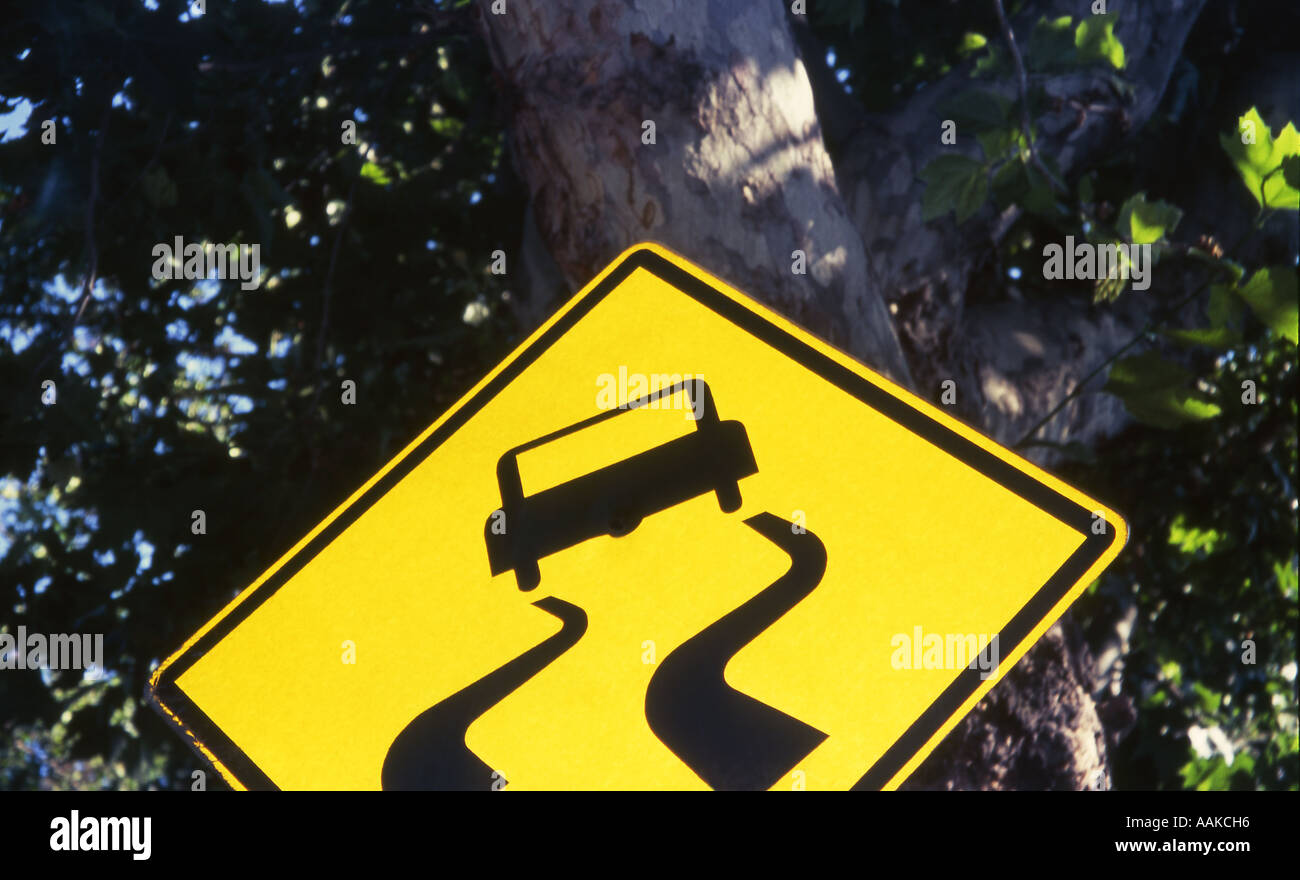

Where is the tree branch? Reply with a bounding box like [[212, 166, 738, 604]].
[[992, 0, 1067, 194]]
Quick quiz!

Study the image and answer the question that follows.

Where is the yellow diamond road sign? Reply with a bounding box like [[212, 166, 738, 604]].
[[150, 243, 1127, 791]]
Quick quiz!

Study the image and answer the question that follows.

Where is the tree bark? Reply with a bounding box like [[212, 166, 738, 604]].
[[477, 0, 911, 383], [476, 0, 1208, 790]]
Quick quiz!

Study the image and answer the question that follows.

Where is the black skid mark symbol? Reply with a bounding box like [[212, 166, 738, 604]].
[[381, 596, 587, 790], [645, 512, 829, 790]]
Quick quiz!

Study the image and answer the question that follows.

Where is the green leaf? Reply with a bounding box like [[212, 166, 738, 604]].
[[1075, 14, 1126, 69], [1104, 352, 1223, 429], [1208, 282, 1245, 331], [1025, 16, 1076, 71], [1118, 192, 1183, 244], [977, 127, 1021, 161], [1237, 266, 1299, 344], [971, 45, 1005, 78], [938, 89, 1011, 133], [1180, 756, 1233, 791], [360, 161, 392, 186], [958, 32, 988, 56], [1106, 352, 1193, 392], [1168, 513, 1225, 556], [991, 158, 1054, 215], [1275, 559, 1299, 600], [919, 154, 988, 224], [1167, 396, 1224, 423], [1192, 682, 1223, 714], [1021, 163, 1057, 216], [1219, 108, 1300, 210], [1163, 327, 1238, 349], [1094, 254, 1130, 303], [990, 157, 1022, 209], [429, 116, 464, 139], [1165, 285, 1245, 349]]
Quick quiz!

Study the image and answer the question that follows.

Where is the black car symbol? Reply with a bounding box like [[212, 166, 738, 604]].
[[484, 380, 758, 590]]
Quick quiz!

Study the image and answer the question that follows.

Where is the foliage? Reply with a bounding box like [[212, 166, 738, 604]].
[[1092, 110, 1297, 426], [1102, 351, 1221, 430], [1070, 335, 1298, 790], [920, 154, 987, 223], [1, 0, 515, 790], [1220, 108, 1300, 211]]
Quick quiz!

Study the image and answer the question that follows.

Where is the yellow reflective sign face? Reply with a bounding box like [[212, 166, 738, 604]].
[[150, 243, 1127, 791]]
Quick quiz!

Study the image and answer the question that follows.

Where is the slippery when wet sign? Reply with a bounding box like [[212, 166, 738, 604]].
[[150, 243, 1127, 790]]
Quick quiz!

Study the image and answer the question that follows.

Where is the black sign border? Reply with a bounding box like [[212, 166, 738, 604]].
[[149, 245, 1123, 791]]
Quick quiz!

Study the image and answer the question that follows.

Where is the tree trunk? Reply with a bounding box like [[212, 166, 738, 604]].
[[476, 0, 911, 383], [476, 0, 1206, 790]]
